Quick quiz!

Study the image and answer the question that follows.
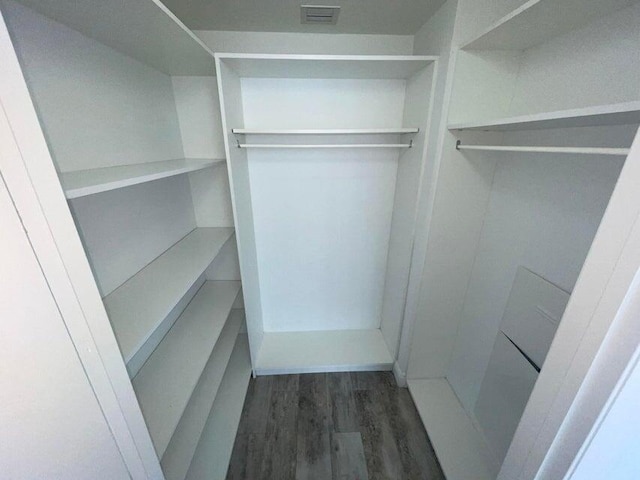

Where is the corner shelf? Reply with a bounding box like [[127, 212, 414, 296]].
[[15, 0, 215, 74], [232, 128, 419, 135], [184, 333, 252, 480], [103, 227, 234, 376], [407, 378, 499, 480], [460, 0, 634, 51], [161, 310, 245, 480], [255, 329, 393, 375], [61, 158, 223, 199], [132, 281, 241, 457], [448, 102, 640, 132]]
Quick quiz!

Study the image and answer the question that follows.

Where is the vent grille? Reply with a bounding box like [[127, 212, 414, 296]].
[[300, 5, 340, 25]]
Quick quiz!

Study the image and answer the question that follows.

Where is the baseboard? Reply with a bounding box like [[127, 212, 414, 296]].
[[393, 361, 408, 387]]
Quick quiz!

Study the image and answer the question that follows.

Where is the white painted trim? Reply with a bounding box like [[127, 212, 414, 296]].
[[393, 360, 408, 387]]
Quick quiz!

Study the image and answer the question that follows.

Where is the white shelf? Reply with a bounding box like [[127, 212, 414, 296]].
[[161, 310, 244, 480], [448, 102, 640, 132], [104, 228, 234, 373], [255, 329, 393, 375], [460, 0, 634, 51], [132, 281, 241, 457], [238, 143, 412, 149], [231, 128, 419, 135], [61, 158, 223, 199], [216, 54, 436, 79], [15, 0, 215, 75], [185, 334, 252, 480], [407, 378, 499, 480]]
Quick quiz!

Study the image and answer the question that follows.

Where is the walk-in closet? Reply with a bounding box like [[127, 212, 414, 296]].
[[1, 0, 639, 479]]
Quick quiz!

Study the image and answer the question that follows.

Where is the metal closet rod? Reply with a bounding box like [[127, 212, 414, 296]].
[[236, 140, 413, 149], [455, 140, 629, 156]]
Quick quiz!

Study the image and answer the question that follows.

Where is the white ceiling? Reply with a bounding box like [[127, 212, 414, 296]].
[[162, 0, 446, 35]]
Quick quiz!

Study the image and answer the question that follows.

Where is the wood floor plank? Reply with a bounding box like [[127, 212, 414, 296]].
[[351, 371, 395, 391], [227, 372, 445, 480], [226, 433, 264, 480], [328, 372, 360, 433], [259, 388, 299, 480], [354, 390, 403, 480], [272, 374, 300, 392], [331, 432, 369, 480], [236, 376, 273, 436], [381, 387, 445, 480], [296, 374, 332, 480]]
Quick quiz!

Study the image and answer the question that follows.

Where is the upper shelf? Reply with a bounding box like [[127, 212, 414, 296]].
[[448, 102, 640, 132], [216, 54, 437, 79], [61, 158, 223, 199], [232, 128, 419, 135], [460, 0, 634, 51], [14, 0, 215, 75]]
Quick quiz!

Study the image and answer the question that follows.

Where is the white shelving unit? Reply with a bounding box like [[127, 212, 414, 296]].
[[185, 334, 252, 480], [104, 227, 234, 376], [13, 0, 214, 74], [61, 158, 223, 199], [400, 1, 640, 479], [216, 53, 438, 375], [460, 0, 634, 51], [448, 102, 640, 132], [3, 1, 247, 479], [161, 310, 246, 480], [131, 281, 241, 456]]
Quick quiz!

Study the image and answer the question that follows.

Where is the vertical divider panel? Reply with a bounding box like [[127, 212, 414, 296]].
[[215, 56, 264, 370], [380, 62, 437, 358]]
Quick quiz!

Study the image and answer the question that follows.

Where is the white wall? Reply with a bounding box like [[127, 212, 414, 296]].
[[568, 349, 640, 480], [241, 77, 405, 332], [195, 30, 413, 55], [2, 0, 184, 172], [447, 124, 634, 414], [507, 2, 640, 115], [69, 176, 197, 296], [0, 168, 130, 479], [449, 2, 640, 125], [170, 75, 239, 284]]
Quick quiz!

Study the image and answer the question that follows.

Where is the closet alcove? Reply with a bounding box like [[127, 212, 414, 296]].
[[215, 53, 438, 374], [2, 0, 639, 478], [1, 0, 249, 478]]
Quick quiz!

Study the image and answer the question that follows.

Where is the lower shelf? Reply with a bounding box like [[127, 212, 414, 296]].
[[255, 329, 393, 375], [185, 334, 252, 480], [160, 310, 244, 480], [407, 378, 499, 480]]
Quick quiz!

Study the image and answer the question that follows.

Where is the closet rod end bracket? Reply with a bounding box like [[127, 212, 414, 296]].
[[456, 140, 461, 150]]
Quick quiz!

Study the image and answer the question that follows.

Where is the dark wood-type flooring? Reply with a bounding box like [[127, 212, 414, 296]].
[[226, 371, 445, 480]]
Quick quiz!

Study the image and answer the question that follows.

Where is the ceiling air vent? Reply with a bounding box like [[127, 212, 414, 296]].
[[300, 5, 341, 25]]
